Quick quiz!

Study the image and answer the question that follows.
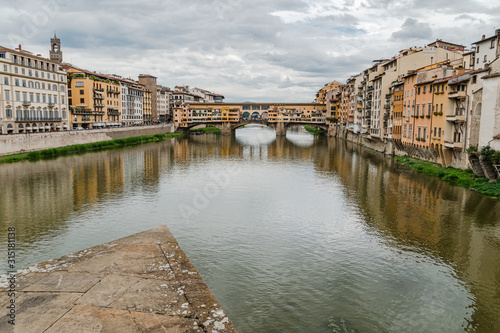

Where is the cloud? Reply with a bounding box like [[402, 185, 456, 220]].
[[390, 18, 433, 41], [1, 0, 499, 102]]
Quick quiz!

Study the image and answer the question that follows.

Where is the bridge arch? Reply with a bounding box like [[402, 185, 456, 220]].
[[251, 112, 261, 120]]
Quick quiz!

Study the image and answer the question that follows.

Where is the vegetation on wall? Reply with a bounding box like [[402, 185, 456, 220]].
[[0, 133, 184, 164], [395, 156, 500, 198]]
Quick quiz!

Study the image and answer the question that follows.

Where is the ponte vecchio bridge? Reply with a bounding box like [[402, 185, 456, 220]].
[[173, 102, 329, 135]]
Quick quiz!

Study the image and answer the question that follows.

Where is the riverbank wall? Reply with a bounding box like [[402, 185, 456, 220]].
[[0, 225, 237, 332], [0, 124, 175, 156], [330, 124, 469, 169]]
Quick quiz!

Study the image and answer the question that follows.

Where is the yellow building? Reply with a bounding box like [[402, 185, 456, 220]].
[[173, 103, 326, 127], [65, 66, 122, 129], [315, 81, 343, 103]]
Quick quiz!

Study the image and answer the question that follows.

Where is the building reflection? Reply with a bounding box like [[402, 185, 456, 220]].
[[323, 137, 500, 332]]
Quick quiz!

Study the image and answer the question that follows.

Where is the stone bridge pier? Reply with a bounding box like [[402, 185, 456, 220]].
[[221, 122, 232, 135], [275, 121, 286, 136]]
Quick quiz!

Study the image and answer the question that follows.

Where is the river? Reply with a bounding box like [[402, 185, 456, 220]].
[[0, 125, 499, 332]]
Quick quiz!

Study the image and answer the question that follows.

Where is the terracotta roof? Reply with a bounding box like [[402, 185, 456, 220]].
[[472, 35, 497, 45], [482, 72, 500, 79], [0, 45, 59, 65], [66, 64, 143, 86]]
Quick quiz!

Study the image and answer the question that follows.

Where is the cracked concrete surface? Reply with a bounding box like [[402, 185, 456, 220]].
[[0, 225, 237, 333]]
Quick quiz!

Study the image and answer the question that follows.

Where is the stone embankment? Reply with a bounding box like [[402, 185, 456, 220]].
[[0, 225, 237, 332], [0, 124, 174, 156]]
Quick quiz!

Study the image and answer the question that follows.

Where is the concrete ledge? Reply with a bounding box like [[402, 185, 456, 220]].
[[0, 225, 237, 332]]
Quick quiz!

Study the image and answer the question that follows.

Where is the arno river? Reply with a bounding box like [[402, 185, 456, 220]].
[[1, 125, 499, 332]]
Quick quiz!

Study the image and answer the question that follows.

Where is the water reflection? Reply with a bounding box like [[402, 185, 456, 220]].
[[0, 128, 499, 332]]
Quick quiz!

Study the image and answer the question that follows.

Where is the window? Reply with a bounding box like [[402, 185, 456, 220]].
[[75, 81, 84, 87], [3, 64, 7, 72], [416, 105, 420, 116], [6, 109, 12, 118], [418, 126, 421, 139], [42, 95, 46, 103], [428, 103, 432, 115], [423, 86, 426, 94], [41, 72, 45, 78], [4, 77, 8, 85], [472, 75, 477, 84], [14, 67, 18, 74], [417, 87, 421, 95], [403, 124, 407, 138], [440, 104, 443, 112], [15, 79, 19, 86], [80, 89, 84, 95], [477, 45, 480, 52], [80, 98, 85, 103], [36, 94, 40, 103], [409, 124, 413, 138], [484, 55, 487, 63], [423, 127, 427, 140], [5, 91, 10, 101], [22, 80, 26, 87], [438, 128, 442, 137], [42, 83, 45, 89], [30, 93, 34, 102], [16, 92, 20, 101], [68, 98, 72, 105], [434, 127, 437, 137], [422, 104, 425, 115]]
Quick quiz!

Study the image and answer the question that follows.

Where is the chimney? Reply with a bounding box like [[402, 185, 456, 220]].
[[496, 29, 500, 37], [18, 44, 21, 50], [482, 34, 486, 40]]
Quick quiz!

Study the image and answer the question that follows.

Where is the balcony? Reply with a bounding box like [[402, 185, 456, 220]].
[[107, 108, 121, 116], [384, 103, 391, 109], [22, 100, 31, 106], [444, 141, 464, 150], [448, 91, 466, 99], [93, 88, 104, 93], [446, 114, 465, 123], [48, 102, 55, 108], [16, 116, 62, 122], [94, 95, 104, 100], [95, 103, 105, 108]]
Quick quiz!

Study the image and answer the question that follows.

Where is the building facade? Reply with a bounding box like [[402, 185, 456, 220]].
[[0, 45, 70, 134]]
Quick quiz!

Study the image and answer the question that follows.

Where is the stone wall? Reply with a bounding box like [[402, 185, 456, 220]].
[[0, 124, 174, 156], [329, 124, 471, 169]]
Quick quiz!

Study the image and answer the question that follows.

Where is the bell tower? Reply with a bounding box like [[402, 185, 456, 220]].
[[50, 32, 62, 63]]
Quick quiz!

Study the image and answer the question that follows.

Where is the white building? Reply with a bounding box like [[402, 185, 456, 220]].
[[120, 81, 144, 126], [478, 58, 500, 151], [0, 45, 69, 134], [157, 87, 171, 122], [472, 29, 500, 71]]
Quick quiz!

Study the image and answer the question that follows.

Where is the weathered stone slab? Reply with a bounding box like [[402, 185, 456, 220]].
[[0, 225, 238, 332], [76, 274, 141, 307], [22, 271, 102, 292], [0, 292, 80, 333], [45, 305, 139, 333]]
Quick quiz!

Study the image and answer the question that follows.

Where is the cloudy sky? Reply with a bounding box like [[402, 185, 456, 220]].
[[1, 0, 499, 102]]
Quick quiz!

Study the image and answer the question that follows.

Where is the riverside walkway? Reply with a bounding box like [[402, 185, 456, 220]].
[[0, 226, 237, 332]]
